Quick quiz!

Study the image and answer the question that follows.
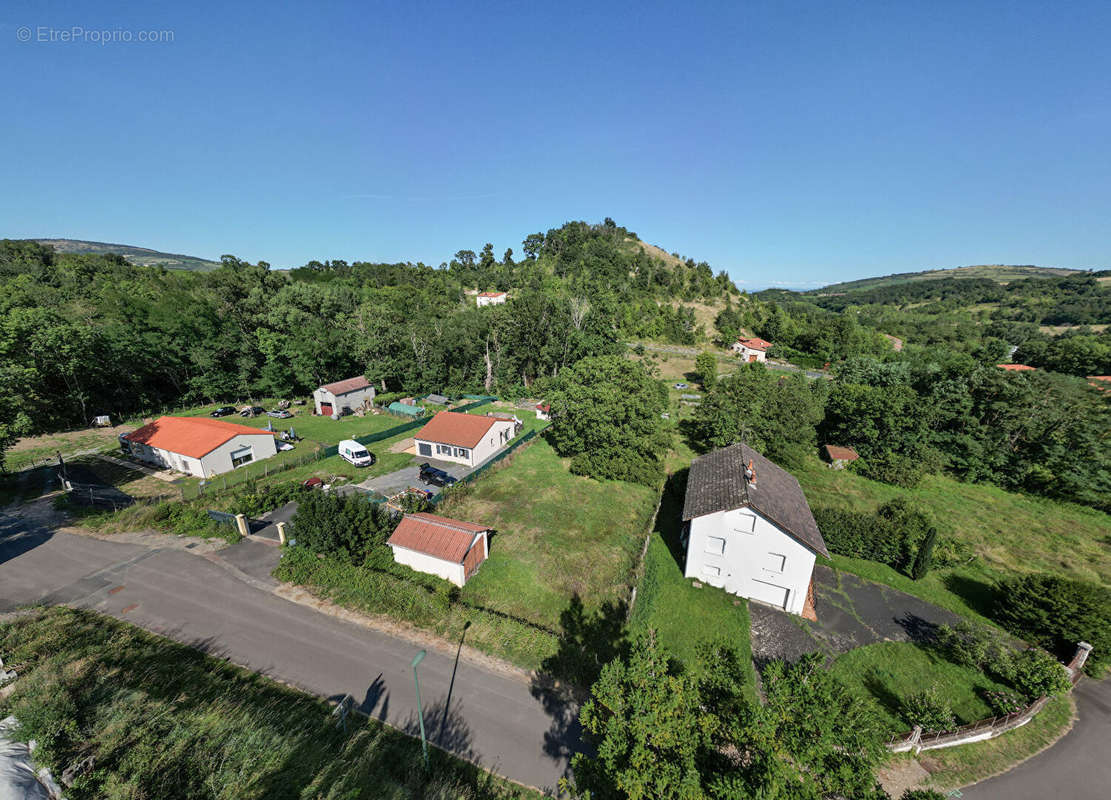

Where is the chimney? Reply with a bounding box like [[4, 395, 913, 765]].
[[745, 459, 757, 488]]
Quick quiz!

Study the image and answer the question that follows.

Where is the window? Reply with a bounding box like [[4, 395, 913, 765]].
[[705, 536, 726, 555], [702, 564, 721, 578], [765, 553, 786, 573], [733, 512, 756, 533], [455, 447, 469, 459], [436, 444, 453, 456], [230, 447, 253, 468], [418, 442, 432, 456]]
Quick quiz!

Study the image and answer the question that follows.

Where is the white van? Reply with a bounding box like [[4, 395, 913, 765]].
[[338, 439, 375, 467]]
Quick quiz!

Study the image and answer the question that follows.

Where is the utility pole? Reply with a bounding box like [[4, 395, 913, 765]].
[[411, 649, 429, 769]]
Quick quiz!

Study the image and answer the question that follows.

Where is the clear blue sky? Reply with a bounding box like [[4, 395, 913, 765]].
[[2, 0, 1109, 287]]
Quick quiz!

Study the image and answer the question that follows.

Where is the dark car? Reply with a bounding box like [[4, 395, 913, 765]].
[[267, 409, 293, 418], [210, 406, 236, 417], [240, 406, 265, 417], [418, 462, 458, 488]]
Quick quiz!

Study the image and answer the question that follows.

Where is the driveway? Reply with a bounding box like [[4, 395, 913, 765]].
[[749, 565, 961, 665], [357, 458, 471, 498]]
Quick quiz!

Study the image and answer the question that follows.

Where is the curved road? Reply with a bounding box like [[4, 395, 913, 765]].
[[0, 504, 578, 794], [963, 677, 1111, 800]]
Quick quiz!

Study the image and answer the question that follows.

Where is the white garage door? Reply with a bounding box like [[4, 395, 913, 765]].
[[748, 579, 790, 610]]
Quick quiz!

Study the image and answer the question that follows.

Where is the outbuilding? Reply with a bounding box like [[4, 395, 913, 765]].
[[535, 402, 550, 421], [122, 416, 278, 478], [821, 444, 859, 470], [387, 512, 491, 586], [413, 411, 516, 468], [682, 442, 828, 617], [476, 291, 507, 307], [731, 337, 772, 362], [313, 375, 376, 417]]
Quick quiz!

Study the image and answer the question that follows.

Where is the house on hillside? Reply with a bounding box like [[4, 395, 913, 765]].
[[682, 442, 829, 617], [731, 337, 772, 363], [413, 411, 516, 468], [313, 375, 376, 417], [535, 402, 550, 422], [387, 512, 491, 586], [476, 291, 508, 307], [122, 416, 278, 478], [997, 363, 1036, 372], [821, 444, 859, 470]]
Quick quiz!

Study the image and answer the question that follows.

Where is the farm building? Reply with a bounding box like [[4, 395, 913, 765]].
[[122, 416, 278, 478], [413, 411, 515, 468], [387, 512, 491, 586], [476, 291, 507, 307], [821, 444, 859, 470], [313, 375, 376, 417], [682, 442, 828, 618], [731, 337, 772, 362]]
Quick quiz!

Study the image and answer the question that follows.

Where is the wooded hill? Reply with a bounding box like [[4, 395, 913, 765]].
[[23, 238, 221, 271], [816, 264, 1086, 293]]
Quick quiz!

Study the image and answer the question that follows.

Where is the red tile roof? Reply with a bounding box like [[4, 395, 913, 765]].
[[478, 291, 506, 297], [416, 411, 499, 448], [997, 364, 1035, 371], [822, 444, 859, 462], [1088, 375, 1111, 382], [387, 513, 489, 563], [536, 402, 550, 412], [736, 337, 772, 351], [320, 375, 371, 395], [124, 416, 272, 459]]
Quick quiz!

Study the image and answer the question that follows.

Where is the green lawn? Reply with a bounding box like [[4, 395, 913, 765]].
[[829, 641, 1011, 731], [170, 399, 405, 447], [0, 607, 538, 800]]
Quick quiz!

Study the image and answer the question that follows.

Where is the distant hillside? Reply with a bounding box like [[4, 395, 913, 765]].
[[27, 239, 220, 271], [816, 264, 1083, 294]]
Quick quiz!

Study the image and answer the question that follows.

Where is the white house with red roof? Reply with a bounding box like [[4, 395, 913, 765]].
[[476, 291, 508, 307], [731, 337, 772, 362], [413, 411, 516, 467], [387, 512, 491, 586], [122, 416, 278, 478], [313, 375, 376, 417]]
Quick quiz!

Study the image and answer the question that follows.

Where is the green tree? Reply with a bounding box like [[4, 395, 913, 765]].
[[694, 352, 717, 389]]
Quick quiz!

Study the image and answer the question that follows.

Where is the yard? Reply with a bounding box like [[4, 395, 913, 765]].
[[0, 607, 538, 800]]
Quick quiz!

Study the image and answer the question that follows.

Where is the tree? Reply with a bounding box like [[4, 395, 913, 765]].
[[694, 352, 717, 390], [910, 526, 937, 580], [546, 356, 668, 486]]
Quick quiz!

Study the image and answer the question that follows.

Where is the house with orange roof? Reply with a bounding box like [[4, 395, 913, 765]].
[[413, 410, 516, 467], [997, 363, 1036, 372], [387, 512, 491, 586], [731, 337, 773, 363], [476, 290, 508, 307], [122, 416, 278, 478]]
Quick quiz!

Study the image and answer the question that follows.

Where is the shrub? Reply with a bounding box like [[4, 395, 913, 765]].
[[910, 528, 937, 580], [935, 621, 1011, 676], [813, 498, 937, 577], [902, 685, 956, 731], [1006, 648, 1073, 701], [290, 492, 399, 564], [984, 689, 1025, 715], [992, 574, 1111, 675]]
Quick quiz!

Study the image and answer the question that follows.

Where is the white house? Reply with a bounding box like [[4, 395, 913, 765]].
[[313, 375, 376, 417], [682, 443, 829, 617], [413, 411, 516, 468], [535, 402, 550, 422], [387, 512, 491, 587], [476, 291, 508, 307], [122, 416, 278, 478], [731, 337, 772, 362]]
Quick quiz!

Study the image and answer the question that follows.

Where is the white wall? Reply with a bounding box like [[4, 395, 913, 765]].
[[313, 385, 377, 415], [684, 506, 816, 616], [130, 433, 278, 478], [390, 546, 466, 586], [413, 418, 516, 467], [476, 294, 506, 307], [731, 343, 767, 362]]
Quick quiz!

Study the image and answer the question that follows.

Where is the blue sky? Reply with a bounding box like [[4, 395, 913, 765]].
[[2, 0, 1108, 287]]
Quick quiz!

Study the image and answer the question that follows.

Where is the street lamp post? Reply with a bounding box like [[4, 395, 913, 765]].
[[411, 649, 429, 769]]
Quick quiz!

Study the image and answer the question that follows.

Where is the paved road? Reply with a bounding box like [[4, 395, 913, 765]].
[[963, 677, 1111, 800], [0, 507, 578, 794]]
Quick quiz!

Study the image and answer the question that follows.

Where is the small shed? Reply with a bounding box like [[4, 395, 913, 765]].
[[314, 376, 376, 417], [424, 393, 450, 405], [821, 444, 860, 470], [387, 512, 491, 586], [387, 401, 425, 418], [535, 402, 550, 421]]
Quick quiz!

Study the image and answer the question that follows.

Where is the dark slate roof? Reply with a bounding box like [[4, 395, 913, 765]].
[[682, 443, 829, 558]]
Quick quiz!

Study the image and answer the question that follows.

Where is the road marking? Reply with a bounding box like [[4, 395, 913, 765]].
[[121, 603, 139, 613], [108, 585, 125, 594]]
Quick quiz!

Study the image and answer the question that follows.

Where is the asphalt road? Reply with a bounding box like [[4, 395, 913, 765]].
[[963, 677, 1111, 800], [0, 507, 578, 794]]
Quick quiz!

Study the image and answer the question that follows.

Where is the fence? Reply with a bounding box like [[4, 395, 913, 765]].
[[887, 642, 1093, 754], [428, 429, 539, 506]]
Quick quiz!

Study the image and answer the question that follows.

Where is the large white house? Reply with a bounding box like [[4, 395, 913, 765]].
[[122, 416, 278, 478], [682, 443, 829, 617], [731, 337, 772, 362], [387, 512, 490, 587], [476, 291, 507, 307], [313, 375, 376, 417], [413, 411, 516, 468]]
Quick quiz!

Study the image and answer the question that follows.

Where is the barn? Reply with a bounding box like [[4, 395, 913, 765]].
[[122, 416, 278, 478], [313, 375, 377, 417], [387, 512, 491, 586]]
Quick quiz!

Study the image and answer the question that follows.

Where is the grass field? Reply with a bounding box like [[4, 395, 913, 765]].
[[828, 642, 1011, 731], [0, 607, 538, 800]]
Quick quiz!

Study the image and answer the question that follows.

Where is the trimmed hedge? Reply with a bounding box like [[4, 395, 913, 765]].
[[812, 498, 937, 578]]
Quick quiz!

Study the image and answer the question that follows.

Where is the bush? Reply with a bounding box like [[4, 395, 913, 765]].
[[812, 498, 937, 577], [992, 574, 1111, 675], [984, 689, 1025, 715], [1005, 648, 1073, 701], [935, 621, 1010, 674], [290, 492, 398, 564], [902, 685, 956, 731], [231, 480, 309, 517], [151, 502, 240, 543]]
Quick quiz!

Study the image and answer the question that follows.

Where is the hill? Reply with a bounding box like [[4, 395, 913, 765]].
[[27, 238, 220, 271], [816, 264, 1083, 294]]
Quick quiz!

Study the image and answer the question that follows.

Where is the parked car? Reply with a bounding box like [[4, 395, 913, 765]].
[[240, 406, 264, 417], [267, 409, 293, 418], [338, 439, 375, 467], [674, 382, 688, 389], [210, 406, 236, 417], [418, 462, 458, 487]]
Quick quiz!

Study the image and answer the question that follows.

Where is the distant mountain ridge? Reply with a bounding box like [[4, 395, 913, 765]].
[[25, 238, 220, 271], [815, 264, 1085, 294]]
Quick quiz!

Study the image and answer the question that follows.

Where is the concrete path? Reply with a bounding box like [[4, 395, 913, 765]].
[[963, 678, 1111, 800], [94, 453, 177, 482], [0, 505, 578, 793]]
